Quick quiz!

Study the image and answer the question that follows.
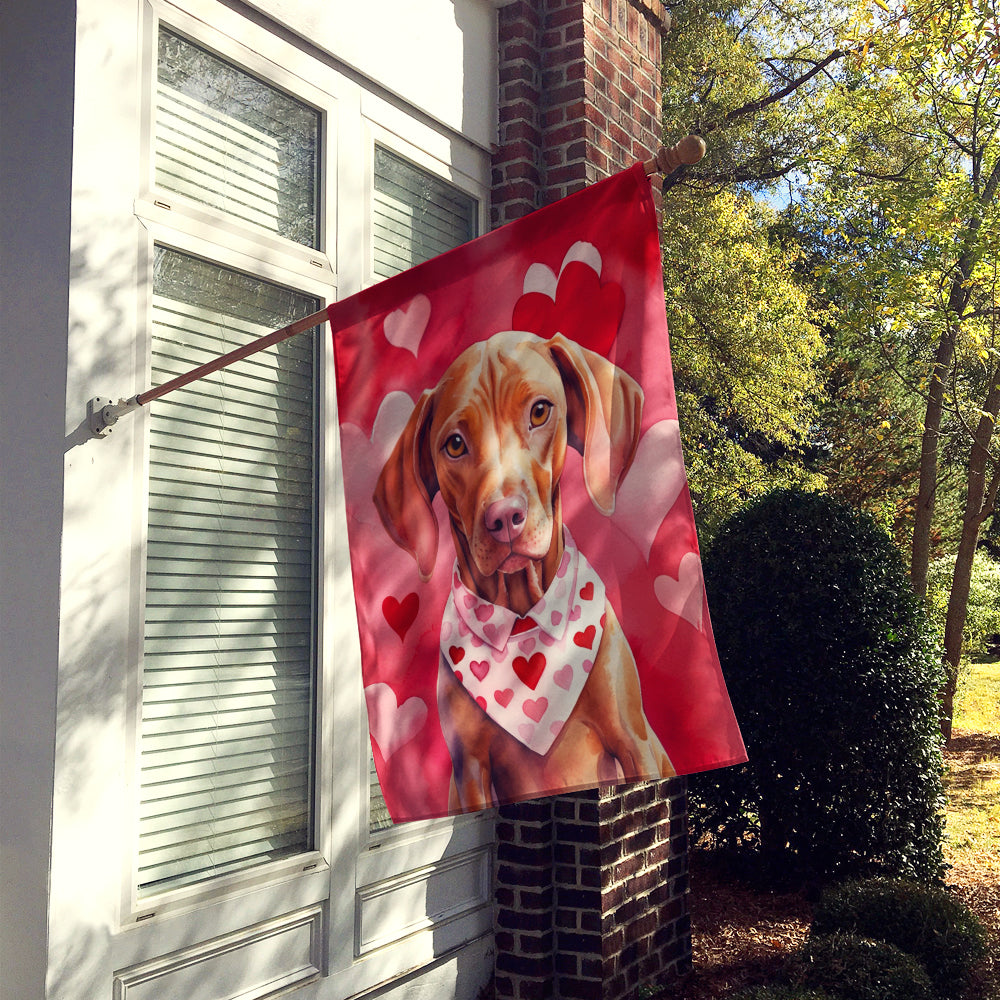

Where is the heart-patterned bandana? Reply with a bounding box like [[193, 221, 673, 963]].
[[439, 529, 606, 755]]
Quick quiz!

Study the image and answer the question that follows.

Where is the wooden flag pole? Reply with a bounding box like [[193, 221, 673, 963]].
[[88, 138, 706, 437], [642, 134, 706, 176]]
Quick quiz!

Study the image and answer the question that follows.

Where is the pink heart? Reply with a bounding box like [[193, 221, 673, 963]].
[[463, 593, 478, 610], [518, 637, 536, 654], [539, 631, 557, 647], [550, 720, 564, 737], [613, 420, 686, 562], [568, 605, 582, 622], [470, 659, 490, 681], [550, 611, 563, 627], [483, 623, 501, 645], [364, 683, 427, 760], [654, 551, 705, 632], [383, 293, 430, 357], [518, 723, 536, 744], [554, 664, 573, 689], [475, 603, 493, 622], [338, 391, 419, 527], [495, 688, 513, 708], [582, 659, 594, 673], [523, 696, 548, 722]]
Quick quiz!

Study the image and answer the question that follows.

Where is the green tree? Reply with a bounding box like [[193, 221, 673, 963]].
[[662, 189, 825, 536], [659, 0, 843, 535], [802, 0, 1000, 736]]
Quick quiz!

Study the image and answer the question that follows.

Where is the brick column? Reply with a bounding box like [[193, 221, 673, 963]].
[[491, 3, 692, 998]]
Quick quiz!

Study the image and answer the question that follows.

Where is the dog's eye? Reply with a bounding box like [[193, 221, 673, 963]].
[[443, 433, 468, 458], [529, 400, 553, 428]]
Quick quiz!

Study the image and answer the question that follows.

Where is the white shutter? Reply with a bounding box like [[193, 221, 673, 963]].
[[138, 248, 319, 895], [367, 147, 477, 832]]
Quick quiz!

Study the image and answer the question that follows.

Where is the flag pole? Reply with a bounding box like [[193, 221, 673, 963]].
[[642, 134, 706, 176], [88, 137, 706, 438]]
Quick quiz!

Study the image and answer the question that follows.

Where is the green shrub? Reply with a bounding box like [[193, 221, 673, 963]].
[[794, 933, 934, 1000], [692, 489, 946, 882], [811, 878, 988, 998]]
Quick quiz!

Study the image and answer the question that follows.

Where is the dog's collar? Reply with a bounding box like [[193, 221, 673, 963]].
[[440, 530, 606, 755]]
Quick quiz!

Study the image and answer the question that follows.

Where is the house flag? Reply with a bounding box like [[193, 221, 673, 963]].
[[330, 163, 746, 821]]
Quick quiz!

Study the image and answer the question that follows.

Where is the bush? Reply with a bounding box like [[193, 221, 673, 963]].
[[793, 933, 934, 1000], [692, 489, 946, 882], [812, 878, 988, 998]]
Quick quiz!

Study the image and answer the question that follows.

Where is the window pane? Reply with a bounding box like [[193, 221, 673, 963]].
[[156, 28, 320, 248], [369, 150, 478, 832], [139, 247, 318, 895], [372, 146, 476, 279]]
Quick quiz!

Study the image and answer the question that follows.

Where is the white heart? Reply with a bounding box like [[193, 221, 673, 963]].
[[340, 391, 416, 526], [523, 262, 558, 299], [654, 551, 705, 632], [614, 420, 686, 562], [383, 294, 431, 357], [364, 682, 428, 760], [559, 241, 602, 278]]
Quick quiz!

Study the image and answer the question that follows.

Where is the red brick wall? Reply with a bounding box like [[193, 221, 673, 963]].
[[492, 0, 667, 226], [490, 4, 691, 997]]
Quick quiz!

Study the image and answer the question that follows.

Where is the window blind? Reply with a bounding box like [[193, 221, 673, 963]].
[[368, 148, 477, 832], [156, 28, 320, 249], [138, 248, 318, 895]]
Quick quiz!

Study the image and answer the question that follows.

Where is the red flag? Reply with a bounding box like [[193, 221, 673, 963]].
[[331, 164, 746, 821]]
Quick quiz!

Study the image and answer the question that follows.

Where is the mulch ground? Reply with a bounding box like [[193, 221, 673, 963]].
[[657, 734, 1000, 999]]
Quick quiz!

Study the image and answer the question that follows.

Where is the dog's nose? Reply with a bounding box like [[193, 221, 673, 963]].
[[485, 496, 528, 544]]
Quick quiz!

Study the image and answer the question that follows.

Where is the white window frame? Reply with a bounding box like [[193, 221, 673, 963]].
[[111, 0, 495, 991]]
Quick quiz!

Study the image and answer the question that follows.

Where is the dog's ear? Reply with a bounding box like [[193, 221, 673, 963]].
[[547, 333, 643, 515], [373, 390, 440, 581]]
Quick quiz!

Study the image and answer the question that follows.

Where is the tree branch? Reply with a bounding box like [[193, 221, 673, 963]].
[[701, 49, 848, 134]]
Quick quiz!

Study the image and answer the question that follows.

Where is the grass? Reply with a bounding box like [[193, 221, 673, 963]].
[[945, 659, 1000, 867], [942, 657, 1000, 1000], [954, 658, 1000, 734]]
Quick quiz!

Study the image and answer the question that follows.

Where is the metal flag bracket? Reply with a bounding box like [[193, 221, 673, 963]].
[[85, 136, 705, 439], [88, 395, 141, 438]]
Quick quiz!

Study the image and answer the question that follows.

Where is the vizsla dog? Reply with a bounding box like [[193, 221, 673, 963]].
[[374, 330, 673, 811]]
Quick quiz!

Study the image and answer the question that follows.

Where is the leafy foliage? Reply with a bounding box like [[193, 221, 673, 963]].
[[792, 933, 934, 1000], [692, 489, 946, 882], [927, 550, 1000, 659], [812, 878, 988, 998], [663, 190, 826, 537]]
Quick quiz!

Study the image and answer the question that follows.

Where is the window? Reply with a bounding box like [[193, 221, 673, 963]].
[[155, 28, 320, 247], [136, 26, 323, 897]]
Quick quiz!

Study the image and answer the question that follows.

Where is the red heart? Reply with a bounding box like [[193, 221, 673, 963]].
[[573, 625, 596, 650], [449, 646, 465, 665], [382, 592, 419, 642], [509, 265, 624, 357], [554, 262, 624, 356], [579, 581, 595, 602], [512, 651, 547, 690], [511, 291, 556, 336], [476, 696, 488, 711]]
